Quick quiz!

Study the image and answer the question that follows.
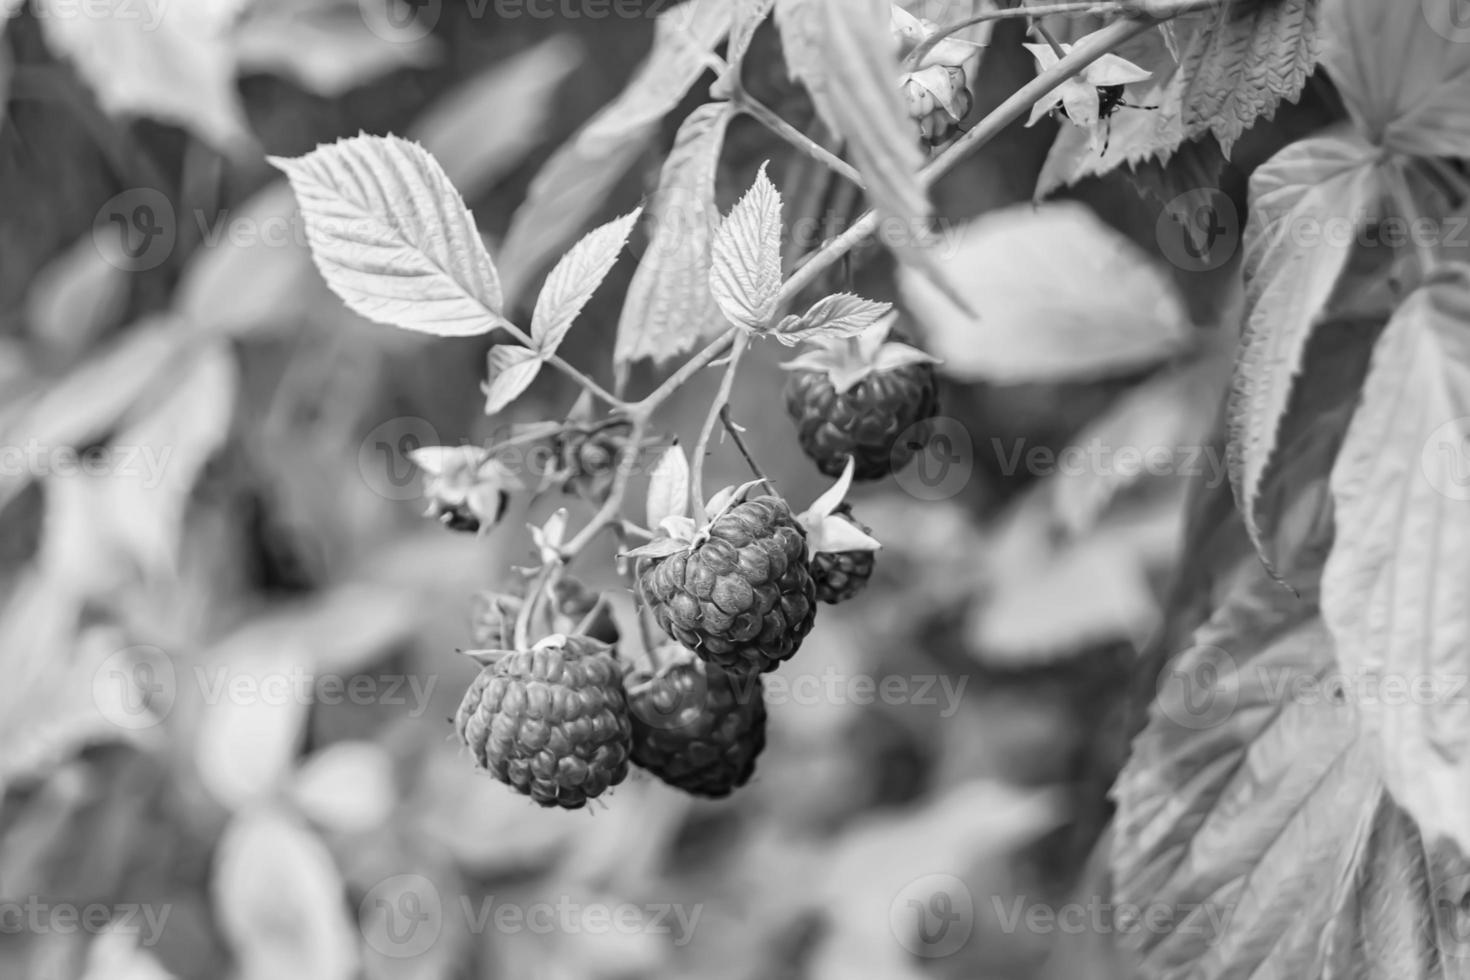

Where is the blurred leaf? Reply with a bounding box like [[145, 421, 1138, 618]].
[[24, 228, 130, 360], [481, 345, 541, 415], [615, 102, 733, 369], [645, 445, 691, 527], [82, 925, 177, 980], [195, 646, 311, 808], [1322, 266, 1470, 860], [214, 806, 359, 980], [38, 0, 252, 155], [970, 489, 1185, 665], [234, 0, 441, 97], [499, 0, 731, 304], [106, 343, 238, 579], [710, 163, 783, 332], [1227, 131, 1380, 572], [775, 293, 891, 346], [410, 36, 581, 200], [531, 208, 641, 356], [174, 180, 311, 338], [271, 135, 508, 337], [1323, 0, 1470, 156], [900, 202, 1191, 382], [291, 741, 397, 834]]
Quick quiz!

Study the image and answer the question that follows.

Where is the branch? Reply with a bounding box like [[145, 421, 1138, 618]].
[[720, 407, 776, 493], [735, 91, 866, 189], [496, 321, 624, 409], [690, 332, 750, 515]]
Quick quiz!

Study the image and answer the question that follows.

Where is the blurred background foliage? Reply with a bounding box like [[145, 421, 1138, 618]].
[[0, 0, 1341, 977]]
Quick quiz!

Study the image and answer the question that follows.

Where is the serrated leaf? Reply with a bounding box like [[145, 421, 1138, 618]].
[[270, 135, 509, 337], [777, 0, 931, 257], [482, 346, 541, 415], [531, 208, 641, 356], [645, 445, 691, 528], [1226, 130, 1382, 569], [498, 0, 731, 305], [899, 202, 1190, 382], [1322, 0, 1470, 156], [776, 293, 892, 346], [39, 0, 252, 155], [1321, 265, 1470, 860], [615, 102, 734, 368], [710, 163, 783, 332], [214, 807, 358, 980]]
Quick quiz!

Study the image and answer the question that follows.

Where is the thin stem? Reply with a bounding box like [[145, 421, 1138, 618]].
[[514, 564, 556, 649], [735, 92, 866, 189], [1033, 22, 1069, 59], [496, 322, 624, 409], [690, 333, 750, 515], [636, 329, 741, 414], [720, 407, 776, 493]]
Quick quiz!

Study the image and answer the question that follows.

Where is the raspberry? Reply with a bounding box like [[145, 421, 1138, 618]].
[[903, 65, 973, 145], [635, 496, 816, 674], [623, 654, 766, 798], [454, 634, 631, 809], [785, 358, 939, 480], [556, 419, 634, 503], [811, 508, 876, 605], [473, 577, 619, 649]]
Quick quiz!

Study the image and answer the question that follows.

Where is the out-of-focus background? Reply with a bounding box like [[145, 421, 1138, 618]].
[[0, 1, 1323, 977]]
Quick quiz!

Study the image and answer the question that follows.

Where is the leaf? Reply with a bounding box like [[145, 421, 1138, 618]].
[[1321, 265, 1470, 860], [530, 208, 641, 356], [899, 202, 1191, 382], [38, 0, 252, 155], [776, 0, 931, 251], [615, 102, 734, 369], [1323, 0, 1470, 157], [1226, 129, 1383, 569], [291, 741, 396, 834], [271, 134, 508, 337], [482, 346, 541, 416], [408, 36, 580, 199], [725, 0, 775, 75], [498, 0, 731, 305], [214, 807, 359, 980], [776, 293, 892, 346], [24, 228, 129, 359], [1112, 550, 1382, 979], [645, 445, 691, 528], [233, 0, 441, 98], [806, 456, 855, 520], [1175, 0, 1321, 156], [710, 163, 783, 332]]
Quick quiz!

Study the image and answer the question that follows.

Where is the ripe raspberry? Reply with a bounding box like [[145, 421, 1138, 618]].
[[454, 634, 631, 809], [473, 577, 619, 649], [634, 496, 816, 674], [811, 507, 876, 604], [784, 352, 939, 481], [623, 654, 766, 798]]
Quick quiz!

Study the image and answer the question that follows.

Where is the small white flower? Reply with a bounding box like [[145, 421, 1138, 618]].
[[1024, 30, 1152, 152]]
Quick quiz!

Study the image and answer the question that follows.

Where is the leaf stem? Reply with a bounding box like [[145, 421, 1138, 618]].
[[734, 91, 866, 189], [496, 322, 625, 409], [690, 332, 750, 515]]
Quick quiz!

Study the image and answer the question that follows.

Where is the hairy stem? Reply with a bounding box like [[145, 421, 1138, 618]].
[[720, 407, 777, 493], [690, 332, 751, 515]]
